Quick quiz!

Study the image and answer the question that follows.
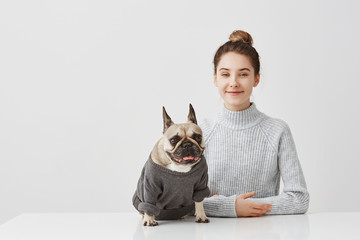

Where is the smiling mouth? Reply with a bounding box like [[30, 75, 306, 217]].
[[167, 152, 200, 164], [226, 91, 244, 96]]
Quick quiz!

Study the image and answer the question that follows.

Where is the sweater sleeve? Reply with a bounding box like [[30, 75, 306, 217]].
[[192, 165, 210, 202], [203, 195, 237, 217], [249, 123, 310, 214], [137, 164, 162, 216]]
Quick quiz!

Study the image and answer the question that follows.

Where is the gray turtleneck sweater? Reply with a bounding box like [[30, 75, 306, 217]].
[[199, 102, 309, 217]]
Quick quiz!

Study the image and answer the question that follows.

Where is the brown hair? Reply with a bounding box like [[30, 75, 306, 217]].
[[213, 30, 260, 76]]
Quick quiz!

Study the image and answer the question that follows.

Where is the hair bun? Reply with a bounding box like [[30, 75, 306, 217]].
[[229, 30, 253, 46]]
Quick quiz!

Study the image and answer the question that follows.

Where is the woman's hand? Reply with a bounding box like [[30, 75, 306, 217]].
[[235, 192, 272, 217]]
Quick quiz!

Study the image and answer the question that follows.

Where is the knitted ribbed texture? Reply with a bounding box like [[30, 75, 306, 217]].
[[199, 102, 309, 217]]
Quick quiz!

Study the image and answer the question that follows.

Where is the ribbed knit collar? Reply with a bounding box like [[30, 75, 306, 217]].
[[217, 102, 265, 130]]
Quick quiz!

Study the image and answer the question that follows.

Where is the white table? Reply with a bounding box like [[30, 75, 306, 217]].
[[0, 212, 359, 240]]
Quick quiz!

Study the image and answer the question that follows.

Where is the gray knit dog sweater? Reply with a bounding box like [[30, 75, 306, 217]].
[[133, 156, 210, 220]]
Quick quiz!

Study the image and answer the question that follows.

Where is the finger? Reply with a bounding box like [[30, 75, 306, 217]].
[[253, 208, 269, 214], [239, 191, 256, 199], [253, 203, 272, 210], [249, 209, 269, 217], [254, 208, 271, 214], [253, 206, 271, 215]]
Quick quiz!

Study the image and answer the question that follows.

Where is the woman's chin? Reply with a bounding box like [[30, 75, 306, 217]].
[[224, 99, 250, 111]]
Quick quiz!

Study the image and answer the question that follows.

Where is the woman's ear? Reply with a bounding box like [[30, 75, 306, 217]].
[[213, 73, 218, 87], [254, 73, 260, 87]]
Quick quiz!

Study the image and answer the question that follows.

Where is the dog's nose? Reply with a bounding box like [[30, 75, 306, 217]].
[[182, 141, 193, 149]]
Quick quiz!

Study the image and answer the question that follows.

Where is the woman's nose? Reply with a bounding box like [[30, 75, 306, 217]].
[[229, 75, 239, 87]]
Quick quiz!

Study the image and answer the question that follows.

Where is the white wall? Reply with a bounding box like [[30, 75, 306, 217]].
[[1, 0, 360, 224]]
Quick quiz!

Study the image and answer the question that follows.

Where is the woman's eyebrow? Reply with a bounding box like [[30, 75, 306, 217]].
[[219, 68, 251, 71]]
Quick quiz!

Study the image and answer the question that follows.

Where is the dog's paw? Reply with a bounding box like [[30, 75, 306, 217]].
[[195, 201, 209, 223], [143, 214, 158, 226], [195, 215, 210, 223]]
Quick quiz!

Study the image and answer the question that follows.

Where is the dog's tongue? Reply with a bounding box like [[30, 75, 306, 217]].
[[183, 156, 195, 160]]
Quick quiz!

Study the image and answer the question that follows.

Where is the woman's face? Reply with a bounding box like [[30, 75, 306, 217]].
[[214, 52, 260, 111]]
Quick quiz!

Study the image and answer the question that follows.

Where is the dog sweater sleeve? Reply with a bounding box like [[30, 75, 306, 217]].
[[137, 162, 162, 216], [192, 162, 210, 202]]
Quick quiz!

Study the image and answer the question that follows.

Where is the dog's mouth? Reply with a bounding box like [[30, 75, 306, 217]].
[[167, 152, 201, 164]]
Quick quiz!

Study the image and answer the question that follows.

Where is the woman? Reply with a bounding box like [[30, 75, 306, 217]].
[[200, 30, 309, 217]]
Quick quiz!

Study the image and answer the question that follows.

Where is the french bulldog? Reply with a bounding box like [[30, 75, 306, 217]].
[[132, 104, 210, 226]]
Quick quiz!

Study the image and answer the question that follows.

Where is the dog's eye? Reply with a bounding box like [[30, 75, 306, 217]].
[[170, 136, 180, 146], [193, 134, 202, 143]]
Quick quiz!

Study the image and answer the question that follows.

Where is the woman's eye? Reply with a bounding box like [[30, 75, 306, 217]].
[[221, 73, 229, 77], [240, 73, 247, 77]]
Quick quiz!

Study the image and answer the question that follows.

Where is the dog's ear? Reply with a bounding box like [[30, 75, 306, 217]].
[[187, 104, 197, 125], [163, 106, 174, 134]]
